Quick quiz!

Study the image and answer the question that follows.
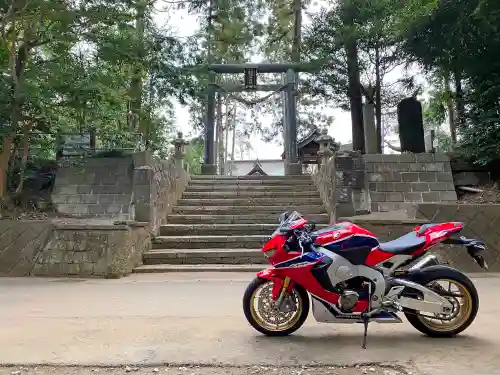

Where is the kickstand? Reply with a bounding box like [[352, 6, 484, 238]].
[[361, 314, 369, 349]]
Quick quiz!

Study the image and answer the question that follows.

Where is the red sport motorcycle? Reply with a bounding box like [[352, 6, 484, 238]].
[[243, 211, 487, 348]]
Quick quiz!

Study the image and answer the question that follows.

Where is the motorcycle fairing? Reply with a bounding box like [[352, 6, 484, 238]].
[[258, 245, 386, 317], [256, 214, 476, 323]]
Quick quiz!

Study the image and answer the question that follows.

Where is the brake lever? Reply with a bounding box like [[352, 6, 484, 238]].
[[293, 230, 311, 256]]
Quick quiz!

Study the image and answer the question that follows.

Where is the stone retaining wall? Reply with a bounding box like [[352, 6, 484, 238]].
[[132, 154, 189, 234], [414, 203, 500, 271], [0, 220, 150, 278], [313, 155, 336, 223], [365, 153, 457, 212], [51, 152, 189, 235], [52, 156, 134, 220], [0, 221, 53, 276], [335, 153, 370, 217], [344, 203, 500, 272]]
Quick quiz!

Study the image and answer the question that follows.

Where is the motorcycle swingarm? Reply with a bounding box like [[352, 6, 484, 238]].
[[384, 278, 454, 315]]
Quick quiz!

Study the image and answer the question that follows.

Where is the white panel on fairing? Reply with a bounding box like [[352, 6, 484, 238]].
[[317, 246, 387, 308], [336, 265, 354, 279]]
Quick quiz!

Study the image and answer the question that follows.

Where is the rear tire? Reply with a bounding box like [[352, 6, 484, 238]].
[[243, 277, 310, 336], [403, 266, 479, 337]]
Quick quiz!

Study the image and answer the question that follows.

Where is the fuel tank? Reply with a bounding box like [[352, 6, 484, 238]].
[[311, 222, 380, 265]]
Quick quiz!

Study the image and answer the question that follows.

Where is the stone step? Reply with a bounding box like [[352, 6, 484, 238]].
[[166, 213, 331, 225], [159, 223, 330, 236], [152, 235, 268, 249], [172, 205, 327, 215], [186, 185, 318, 192], [190, 175, 312, 181], [133, 264, 264, 273], [177, 197, 323, 206], [143, 249, 267, 265], [188, 179, 313, 186], [182, 190, 320, 198]]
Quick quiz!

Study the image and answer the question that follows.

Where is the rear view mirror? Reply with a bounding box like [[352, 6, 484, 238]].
[[307, 221, 317, 232]]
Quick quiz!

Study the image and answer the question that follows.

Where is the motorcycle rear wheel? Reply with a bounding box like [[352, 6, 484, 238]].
[[404, 266, 479, 337], [243, 277, 310, 336]]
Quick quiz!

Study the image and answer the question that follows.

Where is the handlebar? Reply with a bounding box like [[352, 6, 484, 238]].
[[293, 229, 314, 246]]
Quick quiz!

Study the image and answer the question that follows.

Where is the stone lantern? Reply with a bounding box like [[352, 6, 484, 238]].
[[172, 132, 188, 169], [315, 128, 337, 165]]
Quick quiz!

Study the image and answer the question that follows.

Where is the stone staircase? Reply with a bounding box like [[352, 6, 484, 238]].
[[133, 175, 330, 273]]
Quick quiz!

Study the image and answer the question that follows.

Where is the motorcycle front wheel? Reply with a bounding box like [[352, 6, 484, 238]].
[[243, 277, 310, 336], [404, 266, 479, 337]]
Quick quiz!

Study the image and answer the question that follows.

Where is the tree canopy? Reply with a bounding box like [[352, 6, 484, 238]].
[[1, 0, 499, 200]]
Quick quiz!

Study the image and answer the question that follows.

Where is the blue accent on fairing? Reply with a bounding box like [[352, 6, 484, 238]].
[[274, 250, 323, 268], [324, 235, 379, 252]]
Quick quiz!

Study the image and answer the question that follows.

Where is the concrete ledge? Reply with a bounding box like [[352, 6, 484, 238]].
[[133, 264, 264, 273], [340, 216, 428, 225], [53, 223, 129, 230]]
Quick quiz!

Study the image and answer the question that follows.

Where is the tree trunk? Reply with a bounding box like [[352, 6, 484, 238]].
[[15, 121, 31, 194], [374, 44, 382, 153], [230, 109, 236, 176], [1, 38, 28, 198], [214, 93, 223, 174], [454, 69, 466, 129], [291, 0, 302, 63], [223, 105, 230, 175], [129, 1, 146, 135], [218, 98, 228, 175], [444, 73, 457, 144], [0, 137, 13, 198], [342, 1, 364, 153]]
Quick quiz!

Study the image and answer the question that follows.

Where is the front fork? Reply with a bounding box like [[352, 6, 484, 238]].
[[274, 276, 292, 310], [257, 269, 295, 310]]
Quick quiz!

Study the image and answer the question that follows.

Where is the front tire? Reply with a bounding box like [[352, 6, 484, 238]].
[[404, 266, 479, 337], [243, 277, 310, 336]]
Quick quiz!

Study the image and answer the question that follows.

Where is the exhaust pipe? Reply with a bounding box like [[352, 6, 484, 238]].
[[408, 254, 439, 272]]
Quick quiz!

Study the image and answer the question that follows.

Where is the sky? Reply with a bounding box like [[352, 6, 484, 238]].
[[152, 2, 426, 160]]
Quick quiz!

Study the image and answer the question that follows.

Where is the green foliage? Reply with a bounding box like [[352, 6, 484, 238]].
[[91, 150, 127, 158], [300, 0, 416, 128], [402, 0, 500, 164], [0, 0, 197, 166], [184, 137, 204, 175], [3, 0, 497, 182], [422, 95, 453, 153]]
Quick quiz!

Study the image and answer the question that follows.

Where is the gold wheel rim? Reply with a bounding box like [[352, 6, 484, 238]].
[[249, 281, 303, 332], [417, 278, 473, 332]]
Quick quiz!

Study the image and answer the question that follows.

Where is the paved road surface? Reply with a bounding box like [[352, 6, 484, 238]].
[[0, 273, 498, 375]]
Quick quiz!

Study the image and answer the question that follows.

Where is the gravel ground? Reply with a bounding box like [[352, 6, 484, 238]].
[[0, 366, 416, 375]]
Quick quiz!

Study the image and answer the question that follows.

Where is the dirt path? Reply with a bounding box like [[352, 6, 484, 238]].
[[0, 365, 416, 375]]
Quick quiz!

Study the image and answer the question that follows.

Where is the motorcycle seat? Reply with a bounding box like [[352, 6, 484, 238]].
[[378, 231, 426, 255]]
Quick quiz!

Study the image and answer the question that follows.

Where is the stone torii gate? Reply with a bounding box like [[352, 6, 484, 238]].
[[201, 63, 307, 176]]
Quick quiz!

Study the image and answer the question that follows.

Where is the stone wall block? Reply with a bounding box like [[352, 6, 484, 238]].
[[404, 192, 423, 202], [411, 182, 430, 192], [377, 182, 395, 192], [415, 153, 434, 163], [436, 172, 454, 182], [402, 172, 419, 182], [419, 172, 437, 182]]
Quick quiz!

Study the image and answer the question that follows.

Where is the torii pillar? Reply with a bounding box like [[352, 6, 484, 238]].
[[201, 63, 306, 175]]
